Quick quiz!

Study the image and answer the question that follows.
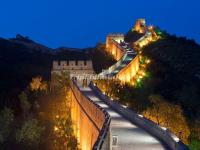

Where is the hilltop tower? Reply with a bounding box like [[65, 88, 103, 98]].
[[132, 19, 146, 33]]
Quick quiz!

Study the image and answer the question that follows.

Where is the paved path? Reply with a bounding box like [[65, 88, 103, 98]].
[[79, 86, 169, 150]]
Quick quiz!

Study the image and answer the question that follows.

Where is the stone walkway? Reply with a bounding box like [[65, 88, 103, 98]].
[[79, 86, 169, 150]]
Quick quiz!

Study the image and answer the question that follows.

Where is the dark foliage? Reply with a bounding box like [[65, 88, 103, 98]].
[[139, 33, 200, 119], [87, 43, 116, 73], [125, 30, 144, 44], [0, 36, 114, 110]]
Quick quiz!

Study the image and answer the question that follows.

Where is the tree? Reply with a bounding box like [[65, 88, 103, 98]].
[[189, 139, 200, 150], [39, 81, 48, 92], [40, 71, 78, 149], [58, 72, 70, 93], [67, 136, 79, 150], [18, 91, 31, 118], [0, 108, 14, 144], [30, 77, 42, 91], [143, 95, 164, 124], [189, 119, 200, 150], [30, 76, 48, 92], [16, 119, 44, 148], [51, 72, 70, 95], [53, 116, 75, 149], [176, 85, 200, 118], [88, 43, 116, 73], [143, 95, 190, 144]]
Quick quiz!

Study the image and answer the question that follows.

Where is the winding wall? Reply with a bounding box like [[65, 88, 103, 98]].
[[69, 79, 188, 150], [70, 79, 111, 150], [106, 34, 125, 61], [67, 20, 189, 150], [104, 34, 140, 83]]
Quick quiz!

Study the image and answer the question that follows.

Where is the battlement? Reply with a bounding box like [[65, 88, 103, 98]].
[[52, 60, 93, 70], [107, 33, 124, 37], [51, 60, 94, 78]]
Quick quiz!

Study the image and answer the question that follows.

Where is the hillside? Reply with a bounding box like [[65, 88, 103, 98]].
[[143, 34, 200, 81], [0, 35, 115, 108], [125, 31, 200, 119], [0, 36, 51, 105]]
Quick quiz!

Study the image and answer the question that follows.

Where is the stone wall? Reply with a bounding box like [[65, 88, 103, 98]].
[[53, 60, 93, 70], [116, 55, 139, 83], [105, 34, 140, 83], [70, 79, 111, 150], [51, 60, 94, 79], [106, 34, 125, 61], [89, 82, 189, 150]]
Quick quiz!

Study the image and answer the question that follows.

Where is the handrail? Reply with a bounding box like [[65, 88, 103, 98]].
[[89, 81, 189, 150]]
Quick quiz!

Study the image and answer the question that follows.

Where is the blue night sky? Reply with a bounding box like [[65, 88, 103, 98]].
[[0, 0, 199, 48]]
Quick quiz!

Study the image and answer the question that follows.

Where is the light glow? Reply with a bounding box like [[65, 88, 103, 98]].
[[160, 126, 167, 131], [54, 126, 58, 131], [122, 105, 127, 108], [138, 114, 144, 118]]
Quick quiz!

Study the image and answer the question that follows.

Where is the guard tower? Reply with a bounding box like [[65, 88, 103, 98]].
[[132, 19, 146, 33]]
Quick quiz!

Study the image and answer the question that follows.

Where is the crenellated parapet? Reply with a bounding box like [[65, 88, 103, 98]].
[[52, 60, 93, 71], [51, 60, 94, 79]]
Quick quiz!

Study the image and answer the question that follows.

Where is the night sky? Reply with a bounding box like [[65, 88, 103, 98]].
[[0, 0, 199, 48]]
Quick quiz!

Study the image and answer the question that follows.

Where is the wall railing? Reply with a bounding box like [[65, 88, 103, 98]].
[[89, 81, 189, 150]]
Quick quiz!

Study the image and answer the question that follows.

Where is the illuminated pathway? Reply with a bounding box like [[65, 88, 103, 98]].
[[99, 41, 137, 78], [79, 85, 169, 150]]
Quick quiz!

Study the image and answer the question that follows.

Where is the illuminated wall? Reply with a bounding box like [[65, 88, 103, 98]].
[[70, 82, 107, 150], [134, 26, 159, 48], [116, 55, 140, 83], [134, 33, 152, 48], [106, 34, 125, 61], [51, 60, 94, 79], [133, 19, 146, 34], [105, 34, 140, 83]]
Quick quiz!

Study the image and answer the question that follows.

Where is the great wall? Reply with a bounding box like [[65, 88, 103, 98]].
[[52, 19, 189, 150]]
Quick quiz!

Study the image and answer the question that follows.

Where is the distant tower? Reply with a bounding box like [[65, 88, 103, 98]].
[[132, 19, 146, 33]]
